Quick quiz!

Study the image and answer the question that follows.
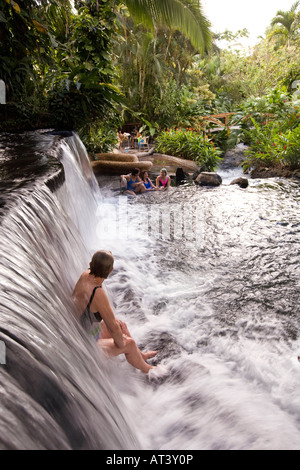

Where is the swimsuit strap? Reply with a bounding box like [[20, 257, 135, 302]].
[[88, 286, 103, 322], [80, 286, 103, 335], [87, 285, 101, 309], [159, 176, 168, 186]]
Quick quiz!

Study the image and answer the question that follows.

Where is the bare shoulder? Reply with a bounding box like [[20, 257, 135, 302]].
[[72, 270, 89, 296], [81, 269, 90, 280], [72, 270, 90, 316], [94, 285, 108, 303]]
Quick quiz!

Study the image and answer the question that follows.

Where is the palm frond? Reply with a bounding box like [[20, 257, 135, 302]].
[[124, 0, 211, 52], [271, 15, 293, 30], [291, 0, 300, 12]]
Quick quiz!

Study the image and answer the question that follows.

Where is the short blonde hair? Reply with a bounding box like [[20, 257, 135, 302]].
[[89, 250, 114, 278]]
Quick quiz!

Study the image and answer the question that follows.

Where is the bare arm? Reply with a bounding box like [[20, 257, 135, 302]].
[[132, 179, 144, 188]]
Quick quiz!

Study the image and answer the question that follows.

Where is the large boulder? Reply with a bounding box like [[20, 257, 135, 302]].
[[195, 172, 222, 187]]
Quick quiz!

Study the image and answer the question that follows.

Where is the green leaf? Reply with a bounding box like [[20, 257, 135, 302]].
[[124, 0, 212, 52], [0, 12, 7, 23]]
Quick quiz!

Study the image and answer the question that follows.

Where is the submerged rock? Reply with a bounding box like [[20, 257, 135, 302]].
[[230, 177, 249, 188]]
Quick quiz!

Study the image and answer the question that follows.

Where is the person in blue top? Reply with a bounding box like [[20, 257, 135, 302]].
[[120, 168, 146, 196], [141, 171, 156, 191]]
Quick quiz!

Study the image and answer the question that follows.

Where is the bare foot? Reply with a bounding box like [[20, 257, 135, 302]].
[[142, 350, 158, 360]]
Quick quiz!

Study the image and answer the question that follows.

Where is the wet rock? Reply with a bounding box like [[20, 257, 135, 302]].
[[191, 165, 206, 180], [219, 145, 248, 170], [45, 166, 65, 192], [230, 177, 249, 188], [194, 172, 222, 187], [250, 167, 300, 179], [45, 130, 74, 137]]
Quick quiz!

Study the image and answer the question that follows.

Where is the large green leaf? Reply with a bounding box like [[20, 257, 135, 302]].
[[123, 0, 211, 52]]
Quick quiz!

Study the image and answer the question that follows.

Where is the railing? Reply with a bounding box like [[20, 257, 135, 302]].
[[199, 113, 236, 129], [199, 112, 275, 131]]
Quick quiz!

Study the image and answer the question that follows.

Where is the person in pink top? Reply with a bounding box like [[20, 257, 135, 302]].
[[156, 168, 171, 190]]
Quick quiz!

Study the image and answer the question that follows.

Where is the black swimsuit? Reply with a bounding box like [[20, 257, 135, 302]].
[[80, 286, 103, 337]]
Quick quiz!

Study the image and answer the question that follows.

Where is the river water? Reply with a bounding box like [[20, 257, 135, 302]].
[[0, 131, 300, 450]]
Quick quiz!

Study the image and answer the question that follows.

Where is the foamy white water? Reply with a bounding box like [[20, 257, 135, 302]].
[[83, 158, 300, 450]]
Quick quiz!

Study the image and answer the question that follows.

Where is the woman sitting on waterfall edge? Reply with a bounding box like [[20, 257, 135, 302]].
[[72, 250, 167, 377]]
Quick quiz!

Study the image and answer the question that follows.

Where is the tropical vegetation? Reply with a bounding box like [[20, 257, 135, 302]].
[[1, 0, 300, 172], [241, 90, 300, 172], [156, 128, 222, 171]]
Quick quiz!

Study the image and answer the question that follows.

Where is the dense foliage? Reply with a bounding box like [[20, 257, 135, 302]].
[[242, 91, 300, 171], [0, 0, 121, 132], [156, 128, 222, 171], [1, 0, 300, 171], [0, 0, 211, 133], [244, 119, 300, 171]]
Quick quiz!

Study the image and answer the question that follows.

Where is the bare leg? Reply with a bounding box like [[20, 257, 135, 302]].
[[98, 336, 154, 373], [100, 320, 158, 361], [125, 190, 136, 196], [142, 351, 158, 360], [135, 184, 146, 194]]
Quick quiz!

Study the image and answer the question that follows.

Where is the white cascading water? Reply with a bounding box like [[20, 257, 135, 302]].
[[60, 134, 300, 450], [0, 132, 140, 450]]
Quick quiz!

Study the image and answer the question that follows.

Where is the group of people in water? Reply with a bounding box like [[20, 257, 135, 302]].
[[73, 250, 167, 378], [120, 168, 170, 196]]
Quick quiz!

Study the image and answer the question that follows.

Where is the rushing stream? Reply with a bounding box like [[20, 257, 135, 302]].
[[0, 131, 299, 450]]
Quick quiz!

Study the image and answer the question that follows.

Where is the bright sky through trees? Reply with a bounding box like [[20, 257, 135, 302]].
[[202, 0, 298, 48]]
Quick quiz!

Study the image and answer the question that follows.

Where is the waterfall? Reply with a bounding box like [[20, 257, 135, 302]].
[[0, 132, 140, 450], [1, 130, 300, 451]]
